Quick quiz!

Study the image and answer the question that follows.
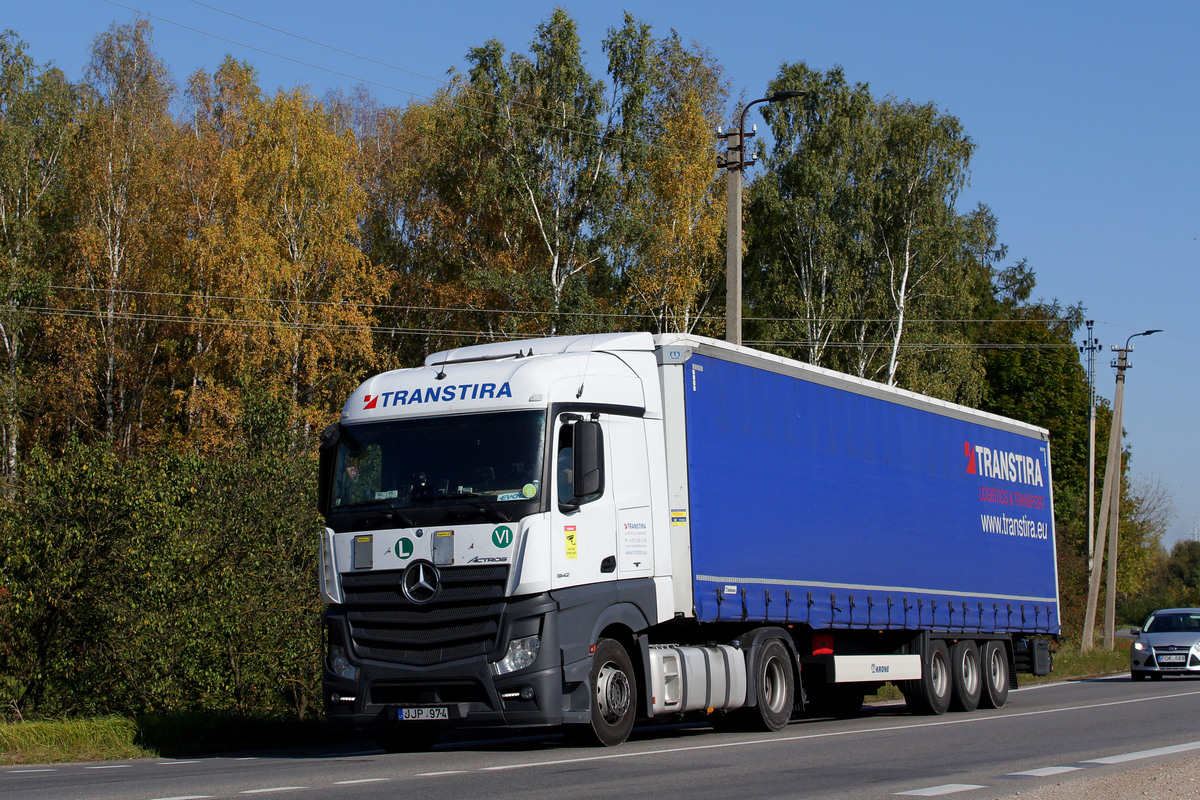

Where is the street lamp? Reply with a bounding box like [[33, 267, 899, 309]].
[[1081, 327, 1162, 652], [723, 90, 806, 346]]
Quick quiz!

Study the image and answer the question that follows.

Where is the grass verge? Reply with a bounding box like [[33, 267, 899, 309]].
[[0, 716, 151, 765]]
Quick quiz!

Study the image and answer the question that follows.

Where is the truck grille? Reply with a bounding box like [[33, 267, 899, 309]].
[[340, 565, 509, 666]]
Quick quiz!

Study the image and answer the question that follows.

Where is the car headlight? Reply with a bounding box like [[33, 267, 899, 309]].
[[329, 645, 359, 680], [1133, 642, 1146, 651], [491, 635, 540, 676]]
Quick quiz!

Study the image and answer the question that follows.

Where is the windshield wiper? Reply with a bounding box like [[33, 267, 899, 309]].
[[338, 499, 416, 528], [440, 491, 512, 523]]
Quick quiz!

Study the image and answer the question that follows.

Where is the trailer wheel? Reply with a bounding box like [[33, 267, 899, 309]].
[[905, 638, 951, 715], [979, 640, 1010, 709], [577, 638, 637, 747], [949, 640, 982, 712], [748, 639, 794, 731]]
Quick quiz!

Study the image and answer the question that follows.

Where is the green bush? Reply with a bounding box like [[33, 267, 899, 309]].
[[0, 431, 324, 721]]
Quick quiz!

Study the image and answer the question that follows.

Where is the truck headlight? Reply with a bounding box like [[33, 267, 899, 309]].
[[329, 645, 359, 680], [491, 635, 540, 676]]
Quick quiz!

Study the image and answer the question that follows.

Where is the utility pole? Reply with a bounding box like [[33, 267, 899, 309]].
[[722, 122, 747, 346], [1080, 321, 1101, 572], [721, 90, 805, 346], [1081, 329, 1161, 652]]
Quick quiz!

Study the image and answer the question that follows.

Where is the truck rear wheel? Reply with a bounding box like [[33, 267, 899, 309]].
[[747, 639, 794, 731], [579, 638, 637, 747], [949, 640, 982, 712], [905, 638, 951, 715], [980, 640, 1010, 708]]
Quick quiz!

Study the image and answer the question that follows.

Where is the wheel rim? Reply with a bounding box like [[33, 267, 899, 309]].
[[595, 661, 631, 724], [931, 651, 949, 697], [762, 656, 789, 715], [960, 650, 980, 695], [988, 647, 1006, 691]]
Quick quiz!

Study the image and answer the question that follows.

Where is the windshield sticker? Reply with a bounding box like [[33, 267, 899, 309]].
[[374, 490, 398, 500], [492, 526, 514, 548], [498, 483, 539, 502], [395, 538, 414, 559]]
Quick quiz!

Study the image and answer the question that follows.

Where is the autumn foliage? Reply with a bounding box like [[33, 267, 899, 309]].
[[0, 14, 1161, 720]]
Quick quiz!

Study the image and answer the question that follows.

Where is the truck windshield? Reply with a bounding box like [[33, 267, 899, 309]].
[[327, 410, 546, 528]]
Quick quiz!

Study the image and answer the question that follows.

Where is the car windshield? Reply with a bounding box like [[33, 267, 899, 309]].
[[329, 410, 546, 525], [1144, 612, 1200, 633]]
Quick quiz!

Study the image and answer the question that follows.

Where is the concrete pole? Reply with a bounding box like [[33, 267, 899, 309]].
[[1103, 348, 1129, 651], [1081, 392, 1122, 653], [725, 123, 743, 346], [1081, 329, 1158, 652]]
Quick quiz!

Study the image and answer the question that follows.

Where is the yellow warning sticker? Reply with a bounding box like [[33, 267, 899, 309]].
[[565, 525, 578, 560]]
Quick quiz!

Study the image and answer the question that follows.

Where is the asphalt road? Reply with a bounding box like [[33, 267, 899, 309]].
[[5, 675, 1200, 800]]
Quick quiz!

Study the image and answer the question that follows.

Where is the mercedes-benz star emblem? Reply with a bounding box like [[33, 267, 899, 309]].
[[401, 560, 440, 604]]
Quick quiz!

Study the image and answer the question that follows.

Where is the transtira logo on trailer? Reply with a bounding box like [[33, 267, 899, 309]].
[[964, 441, 1044, 488]]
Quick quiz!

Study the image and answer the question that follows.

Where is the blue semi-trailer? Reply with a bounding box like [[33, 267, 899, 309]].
[[317, 333, 1058, 749]]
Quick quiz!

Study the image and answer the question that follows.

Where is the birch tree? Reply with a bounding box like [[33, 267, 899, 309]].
[[0, 33, 78, 476]]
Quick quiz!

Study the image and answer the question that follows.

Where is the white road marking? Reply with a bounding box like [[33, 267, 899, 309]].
[[150, 795, 216, 800], [334, 778, 389, 784], [1008, 765, 1083, 777], [86, 764, 132, 769], [6, 769, 56, 773], [1082, 740, 1200, 764], [479, 689, 1200, 773], [416, 770, 468, 776], [157, 760, 202, 765], [896, 784, 986, 796], [239, 788, 307, 794]]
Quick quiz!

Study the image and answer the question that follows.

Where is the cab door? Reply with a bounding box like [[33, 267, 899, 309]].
[[550, 413, 617, 589]]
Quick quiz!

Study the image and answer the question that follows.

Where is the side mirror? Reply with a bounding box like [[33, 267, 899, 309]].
[[1130, 628, 1141, 638], [317, 423, 340, 514], [572, 421, 604, 499]]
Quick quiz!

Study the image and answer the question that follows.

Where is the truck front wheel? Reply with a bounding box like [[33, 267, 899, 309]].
[[580, 638, 637, 747]]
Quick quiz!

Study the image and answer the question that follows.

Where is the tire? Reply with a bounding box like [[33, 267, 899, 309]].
[[748, 639, 795, 731], [980, 640, 1010, 709], [577, 638, 637, 747], [1131, 671, 1147, 682], [1150, 673, 1164, 681], [905, 638, 952, 715], [949, 640, 982, 712]]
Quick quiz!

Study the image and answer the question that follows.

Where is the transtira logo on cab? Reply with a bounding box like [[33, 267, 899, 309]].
[[363, 381, 513, 410]]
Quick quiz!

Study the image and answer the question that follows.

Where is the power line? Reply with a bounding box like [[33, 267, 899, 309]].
[[42, 284, 1081, 325], [15, 303, 1085, 350]]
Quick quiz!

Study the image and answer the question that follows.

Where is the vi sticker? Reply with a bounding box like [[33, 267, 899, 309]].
[[492, 525, 514, 548]]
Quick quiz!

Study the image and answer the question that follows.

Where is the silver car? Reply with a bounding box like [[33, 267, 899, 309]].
[[1130, 608, 1200, 680]]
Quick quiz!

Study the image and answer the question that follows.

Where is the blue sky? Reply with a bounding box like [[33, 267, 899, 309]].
[[9, 1, 1200, 546]]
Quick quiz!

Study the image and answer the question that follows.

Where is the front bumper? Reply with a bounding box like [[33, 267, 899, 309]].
[[1130, 646, 1200, 677], [324, 592, 565, 732]]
